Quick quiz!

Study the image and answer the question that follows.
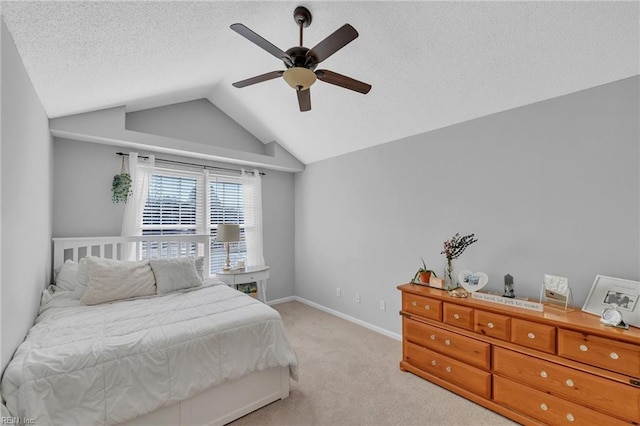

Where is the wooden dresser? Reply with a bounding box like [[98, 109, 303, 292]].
[[398, 283, 640, 425]]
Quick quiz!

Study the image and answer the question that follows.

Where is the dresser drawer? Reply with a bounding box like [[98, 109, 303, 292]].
[[511, 318, 556, 353], [405, 342, 491, 398], [558, 329, 640, 378], [493, 347, 640, 422], [474, 310, 511, 341], [403, 293, 442, 321], [404, 318, 490, 369], [443, 303, 474, 331], [494, 375, 629, 425]]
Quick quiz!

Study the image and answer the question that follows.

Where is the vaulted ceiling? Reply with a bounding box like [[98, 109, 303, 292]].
[[2, 1, 638, 164]]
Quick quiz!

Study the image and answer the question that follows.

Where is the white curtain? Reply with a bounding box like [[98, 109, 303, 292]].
[[121, 153, 155, 259], [241, 169, 265, 267]]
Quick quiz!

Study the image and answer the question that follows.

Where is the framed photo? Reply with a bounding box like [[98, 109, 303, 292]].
[[582, 275, 640, 328], [541, 274, 572, 310]]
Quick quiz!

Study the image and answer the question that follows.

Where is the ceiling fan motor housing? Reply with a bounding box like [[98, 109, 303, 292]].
[[285, 46, 316, 69]]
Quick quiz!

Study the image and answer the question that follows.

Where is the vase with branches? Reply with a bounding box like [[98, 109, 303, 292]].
[[441, 233, 478, 290]]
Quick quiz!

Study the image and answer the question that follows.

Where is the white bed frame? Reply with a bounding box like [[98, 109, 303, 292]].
[[52, 235, 290, 426]]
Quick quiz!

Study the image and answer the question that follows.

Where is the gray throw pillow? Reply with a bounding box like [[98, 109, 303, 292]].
[[150, 257, 203, 294]]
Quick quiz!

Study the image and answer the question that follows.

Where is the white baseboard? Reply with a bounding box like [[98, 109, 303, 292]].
[[267, 295, 297, 306], [289, 297, 402, 341]]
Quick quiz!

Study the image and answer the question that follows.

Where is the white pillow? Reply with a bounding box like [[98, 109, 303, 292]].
[[150, 257, 203, 294], [73, 257, 90, 299], [195, 256, 204, 278], [80, 257, 156, 305], [54, 260, 79, 292]]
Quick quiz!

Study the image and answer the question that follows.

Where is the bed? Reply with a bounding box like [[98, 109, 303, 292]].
[[1, 235, 298, 426]]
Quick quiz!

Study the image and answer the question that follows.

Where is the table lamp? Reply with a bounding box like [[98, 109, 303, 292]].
[[216, 224, 240, 271]]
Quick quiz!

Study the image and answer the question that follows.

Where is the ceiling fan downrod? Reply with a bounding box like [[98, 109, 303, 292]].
[[293, 6, 312, 47]]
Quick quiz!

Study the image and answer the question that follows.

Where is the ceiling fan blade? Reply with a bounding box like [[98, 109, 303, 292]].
[[232, 71, 284, 88], [315, 70, 371, 94], [230, 23, 293, 66], [306, 24, 358, 64], [297, 88, 311, 112]]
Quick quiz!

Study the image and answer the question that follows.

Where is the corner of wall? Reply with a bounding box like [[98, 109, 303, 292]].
[[1, 17, 53, 372]]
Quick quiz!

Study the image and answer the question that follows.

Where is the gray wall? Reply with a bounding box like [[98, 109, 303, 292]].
[[125, 99, 266, 155], [53, 139, 296, 301], [294, 76, 640, 336], [1, 20, 53, 371]]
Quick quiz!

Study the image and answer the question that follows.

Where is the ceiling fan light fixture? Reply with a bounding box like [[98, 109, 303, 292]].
[[283, 67, 317, 90]]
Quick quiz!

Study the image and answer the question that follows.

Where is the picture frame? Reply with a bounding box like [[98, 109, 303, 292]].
[[582, 275, 640, 328], [540, 274, 572, 311]]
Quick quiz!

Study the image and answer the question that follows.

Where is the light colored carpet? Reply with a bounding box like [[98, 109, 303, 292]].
[[230, 301, 517, 426]]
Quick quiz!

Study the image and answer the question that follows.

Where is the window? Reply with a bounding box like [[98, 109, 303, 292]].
[[209, 174, 245, 274], [142, 171, 201, 235], [142, 168, 247, 273]]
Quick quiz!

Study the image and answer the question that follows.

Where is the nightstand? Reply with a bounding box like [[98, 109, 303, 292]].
[[215, 265, 270, 303]]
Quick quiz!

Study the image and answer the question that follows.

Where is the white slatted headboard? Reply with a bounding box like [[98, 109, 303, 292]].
[[53, 235, 211, 275]]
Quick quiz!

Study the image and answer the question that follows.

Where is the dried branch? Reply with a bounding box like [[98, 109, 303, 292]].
[[441, 233, 478, 260]]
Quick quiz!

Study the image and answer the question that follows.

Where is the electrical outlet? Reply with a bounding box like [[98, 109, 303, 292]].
[[336, 288, 341, 297], [379, 300, 386, 311], [355, 293, 361, 304]]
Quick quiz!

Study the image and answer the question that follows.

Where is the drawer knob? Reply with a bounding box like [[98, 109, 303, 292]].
[[528, 332, 535, 339], [579, 344, 588, 352], [566, 379, 574, 387], [444, 339, 451, 346], [453, 313, 460, 320], [445, 366, 452, 373], [425, 305, 431, 310], [540, 370, 548, 378], [566, 413, 575, 422], [412, 301, 417, 307], [431, 360, 437, 366], [487, 322, 494, 329], [610, 352, 619, 360], [540, 403, 548, 411], [430, 334, 436, 340]]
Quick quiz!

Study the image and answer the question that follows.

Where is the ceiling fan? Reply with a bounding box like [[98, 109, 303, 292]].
[[230, 6, 371, 112]]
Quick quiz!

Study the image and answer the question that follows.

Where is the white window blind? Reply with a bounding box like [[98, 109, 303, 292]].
[[142, 169, 202, 234], [141, 168, 248, 273], [209, 174, 246, 273], [141, 169, 203, 258]]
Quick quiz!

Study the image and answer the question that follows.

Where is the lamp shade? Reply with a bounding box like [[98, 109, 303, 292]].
[[216, 224, 240, 242], [283, 67, 317, 90]]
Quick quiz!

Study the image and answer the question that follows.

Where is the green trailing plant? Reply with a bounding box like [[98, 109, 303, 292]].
[[112, 173, 132, 203], [412, 257, 438, 283], [112, 157, 133, 203]]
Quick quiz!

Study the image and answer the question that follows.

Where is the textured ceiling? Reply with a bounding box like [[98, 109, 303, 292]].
[[2, 1, 639, 164]]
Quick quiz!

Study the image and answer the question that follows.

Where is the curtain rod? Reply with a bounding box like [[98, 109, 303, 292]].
[[116, 152, 265, 176]]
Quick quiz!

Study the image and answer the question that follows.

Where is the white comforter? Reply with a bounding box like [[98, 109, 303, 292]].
[[1, 285, 298, 425]]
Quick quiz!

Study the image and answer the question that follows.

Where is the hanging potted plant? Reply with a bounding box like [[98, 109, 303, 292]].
[[112, 157, 133, 203], [412, 258, 438, 284]]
